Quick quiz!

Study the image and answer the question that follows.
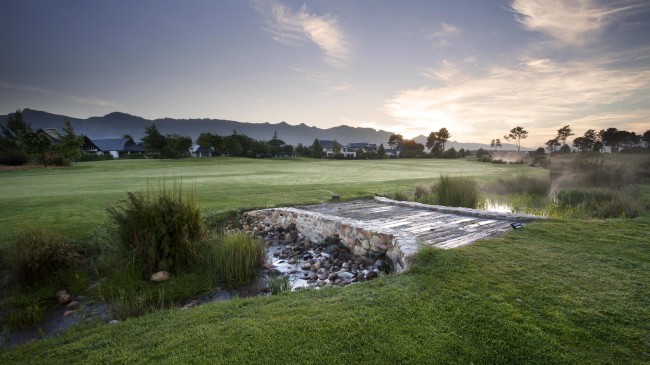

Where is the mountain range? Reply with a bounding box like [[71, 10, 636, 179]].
[[0, 109, 532, 151]]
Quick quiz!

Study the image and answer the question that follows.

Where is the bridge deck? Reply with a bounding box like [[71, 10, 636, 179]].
[[298, 199, 519, 249]]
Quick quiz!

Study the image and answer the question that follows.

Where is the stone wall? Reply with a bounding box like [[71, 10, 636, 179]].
[[244, 208, 418, 273]]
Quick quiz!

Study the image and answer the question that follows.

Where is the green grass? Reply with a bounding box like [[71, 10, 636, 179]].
[[1, 216, 648, 363], [1, 157, 648, 363], [0, 157, 540, 245]]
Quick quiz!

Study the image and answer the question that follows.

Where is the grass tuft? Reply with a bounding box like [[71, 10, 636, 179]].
[[210, 232, 265, 288], [434, 175, 479, 208], [106, 181, 204, 277]]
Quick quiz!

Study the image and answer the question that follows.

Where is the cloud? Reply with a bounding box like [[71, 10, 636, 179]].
[[427, 22, 459, 47], [255, 1, 350, 65], [383, 56, 650, 145], [510, 0, 650, 45], [1, 81, 121, 109], [288, 66, 351, 95]]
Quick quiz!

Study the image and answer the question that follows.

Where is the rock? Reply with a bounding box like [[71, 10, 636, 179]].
[[337, 271, 355, 280], [316, 280, 326, 287], [109, 320, 119, 325], [150, 271, 170, 282], [288, 258, 296, 265], [301, 262, 312, 270], [308, 272, 318, 281], [66, 301, 80, 309], [63, 310, 75, 317], [310, 261, 321, 272], [329, 272, 338, 281], [182, 300, 198, 310], [284, 233, 293, 243], [262, 263, 276, 270], [318, 273, 329, 280], [58, 293, 72, 304]]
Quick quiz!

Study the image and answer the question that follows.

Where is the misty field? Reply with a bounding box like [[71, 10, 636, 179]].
[[0, 157, 541, 245]]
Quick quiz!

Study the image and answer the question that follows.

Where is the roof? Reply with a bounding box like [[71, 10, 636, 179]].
[[319, 140, 337, 149], [347, 142, 377, 149], [92, 138, 144, 152]]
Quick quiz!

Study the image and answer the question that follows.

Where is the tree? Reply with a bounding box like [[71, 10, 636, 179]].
[[436, 128, 451, 152], [332, 140, 342, 155], [559, 144, 571, 154], [572, 129, 597, 152], [223, 135, 242, 157], [556, 125, 574, 145], [490, 138, 502, 151], [310, 139, 323, 158], [164, 134, 192, 158], [56, 119, 84, 161], [122, 134, 134, 139], [643, 130, 650, 148], [545, 138, 560, 153], [426, 131, 441, 155], [503, 126, 528, 154], [388, 134, 403, 151], [377, 143, 386, 158], [1, 109, 31, 151], [600, 128, 621, 152], [22, 129, 52, 166], [400, 139, 425, 158], [142, 124, 167, 158]]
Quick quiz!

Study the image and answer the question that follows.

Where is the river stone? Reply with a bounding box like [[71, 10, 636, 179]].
[[337, 271, 355, 280], [301, 262, 312, 270], [66, 301, 80, 309], [63, 310, 75, 317], [150, 271, 170, 282]]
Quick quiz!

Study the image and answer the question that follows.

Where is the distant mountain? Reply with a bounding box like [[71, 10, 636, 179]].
[[1, 109, 533, 151]]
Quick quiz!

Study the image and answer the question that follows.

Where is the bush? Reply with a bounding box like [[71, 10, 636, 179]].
[[570, 156, 628, 188], [556, 188, 647, 218], [414, 185, 430, 199], [79, 153, 113, 162], [434, 175, 479, 208], [0, 150, 28, 165], [392, 191, 412, 201], [268, 275, 291, 295], [493, 174, 551, 196], [107, 182, 204, 276], [210, 232, 265, 288], [45, 154, 71, 166], [7, 228, 78, 285]]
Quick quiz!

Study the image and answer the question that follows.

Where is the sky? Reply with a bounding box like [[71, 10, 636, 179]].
[[1, 0, 649, 147]]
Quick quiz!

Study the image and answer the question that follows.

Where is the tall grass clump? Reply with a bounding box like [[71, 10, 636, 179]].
[[414, 185, 431, 199], [268, 275, 291, 295], [7, 228, 79, 286], [492, 174, 551, 195], [569, 155, 628, 188], [556, 188, 647, 218], [106, 181, 204, 277], [392, 191, 412, 202], [434, 175, 479, 208], [211, 232, 265, 288]]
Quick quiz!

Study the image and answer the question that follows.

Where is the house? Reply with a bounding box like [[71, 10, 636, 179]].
[[346, 142, 378, 154], [36, 128, 103, 155], [191, 145, 213, 157], [91, 138, 146, 158], [319, 140, 356, 158]]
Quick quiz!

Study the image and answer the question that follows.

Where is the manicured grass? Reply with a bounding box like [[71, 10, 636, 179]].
[[0, 157, 542, 245], [1, 215, 648, 364]]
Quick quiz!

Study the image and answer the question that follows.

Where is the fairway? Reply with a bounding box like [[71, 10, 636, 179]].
[[0, 158, 542, 244]]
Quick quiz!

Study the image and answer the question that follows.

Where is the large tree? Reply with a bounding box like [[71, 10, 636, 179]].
[[387, 134, 403, 151], [490, 138, 502, 151], [142, 124, 167, 157], [310, 139, 323, 158], [426, 128, 451, 156], [56, 119, 84, 161], [1, 109, 31, 151], [22, 129, 52, 166], [556, 125, 574, 146], [572, 129, 598, 152], [503, 126, 528, 154]]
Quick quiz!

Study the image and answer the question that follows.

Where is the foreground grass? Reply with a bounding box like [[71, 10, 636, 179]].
[[2, 215, 648, 364], [0, 157, 541, 245]]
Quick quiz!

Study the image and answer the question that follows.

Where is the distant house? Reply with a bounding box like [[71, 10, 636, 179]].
[[37, 128, 102, 155], [319, 140, 356, 158], [91, 138, 146, 158], [346, 142, 377, 154], [384, 148, 399, 157], [191, 145, 213, 157]]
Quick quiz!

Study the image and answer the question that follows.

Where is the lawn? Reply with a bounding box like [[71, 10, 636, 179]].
[[0, 157, 540, 245], [1, 216, 648, 364], [1, 157, 648, 363]]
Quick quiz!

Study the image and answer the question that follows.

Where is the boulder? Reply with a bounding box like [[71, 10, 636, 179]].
[[150, 271, 170, 282]]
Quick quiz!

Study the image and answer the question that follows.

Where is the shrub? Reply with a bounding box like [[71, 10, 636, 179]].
[[414, 185, 430, 199], [210, 232, 265, 288], [0, 150, 28, 165], [434, 175, 479, 208], [107, 182, 204, 276], [556, 188, 647, 218], [392, 191, 412, 201], [570, 156, 628, 188], [493, 174, 551, 196], [45, 154, 71, 166], [268, 275, 291, 295], [7, 228, 78, 285]]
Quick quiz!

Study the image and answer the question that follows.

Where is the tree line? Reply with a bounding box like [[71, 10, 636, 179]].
[[0, 109, 84, 166]]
